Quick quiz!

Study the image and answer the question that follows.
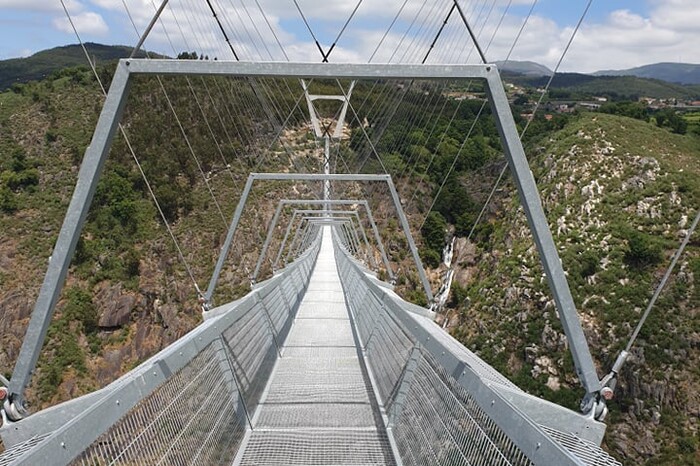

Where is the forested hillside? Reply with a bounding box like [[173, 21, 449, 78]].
[[1, 59, 699, 465]]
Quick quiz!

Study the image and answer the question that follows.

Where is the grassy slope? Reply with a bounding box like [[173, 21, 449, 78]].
[[447, 113, 700, 464]]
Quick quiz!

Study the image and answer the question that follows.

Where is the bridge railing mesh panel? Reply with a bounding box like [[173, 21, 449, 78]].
[[393, 351, 533, 466], [333, 236, 621, 466], [222, 299, 278, 413], [339, 254, 409, 406], [71, 341, 244, 466], [0, 435, 51, 466], [1, 237, 321, 465]]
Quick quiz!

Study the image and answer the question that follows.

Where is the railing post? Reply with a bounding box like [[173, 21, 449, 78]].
[[274, 210, 298, 270], [253, 293, 283, 357], [216, 337, 254, 430], [388, 345, 421, 427]]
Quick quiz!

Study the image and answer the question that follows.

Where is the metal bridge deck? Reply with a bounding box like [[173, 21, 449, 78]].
[[235, 227, 396, 465]]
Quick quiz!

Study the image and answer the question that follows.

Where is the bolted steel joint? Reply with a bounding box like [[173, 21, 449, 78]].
[[3, 394, 27, 422]]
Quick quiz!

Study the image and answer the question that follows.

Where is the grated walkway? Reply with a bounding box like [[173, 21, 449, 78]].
[[236, 227, 396, 465]]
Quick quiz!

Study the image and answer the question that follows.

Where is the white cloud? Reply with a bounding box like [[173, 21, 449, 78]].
[[53, 11, 109, 36], [493, 0, 700, 72], [0, 0, 83, 12], [10, 0, 698, 72]]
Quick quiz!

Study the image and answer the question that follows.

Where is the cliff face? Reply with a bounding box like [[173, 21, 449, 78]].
[[441, 113, 700, 464]]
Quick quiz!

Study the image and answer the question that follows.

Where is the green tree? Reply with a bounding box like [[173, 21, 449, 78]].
[[421, 211, 447, 253]]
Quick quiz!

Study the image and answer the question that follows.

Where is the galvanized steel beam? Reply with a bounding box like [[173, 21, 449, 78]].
[[122, 59, 491, 80], [253, 199, 391, 282], [484, 70, 600, 400], [8, 61, 132, 406], [207, 173, 431, 305]]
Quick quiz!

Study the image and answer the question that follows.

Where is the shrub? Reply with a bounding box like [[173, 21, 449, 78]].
[[579, 250, 600, 278], [420, 247, 442, 268], [63, 287, 98, 334], [0, 185, 17, 213], [421, 211, 447, 252], [624, 230, 663, 268]]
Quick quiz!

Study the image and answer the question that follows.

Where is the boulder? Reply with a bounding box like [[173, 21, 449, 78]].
[[96, 283, 135, 328]]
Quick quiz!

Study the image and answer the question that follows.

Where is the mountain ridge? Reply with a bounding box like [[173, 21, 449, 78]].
[[496, 60, 553, 77], [594, 62, 700, 85], [0, 43, 153, 90]]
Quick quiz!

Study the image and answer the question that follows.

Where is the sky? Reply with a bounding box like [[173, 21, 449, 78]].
[[0, 0, 698, 73]]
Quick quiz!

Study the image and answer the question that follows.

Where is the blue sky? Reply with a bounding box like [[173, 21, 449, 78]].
[[0, 1, 698, 72]]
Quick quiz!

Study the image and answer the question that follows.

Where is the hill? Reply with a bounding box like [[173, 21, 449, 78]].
[[595, 62, 700, 85], [0, 43, 152, 90], [443, 113, 700, 465], [506, 72, 700, 100], [496, 60, 552, 77]]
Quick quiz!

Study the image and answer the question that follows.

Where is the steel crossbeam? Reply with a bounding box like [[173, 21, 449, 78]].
[[262, 208, 375, 278], [253, 199, 391, 283], [205, 173, 431, 309]]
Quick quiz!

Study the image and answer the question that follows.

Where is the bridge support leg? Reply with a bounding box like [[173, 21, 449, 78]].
[[485, 68, 600, 403], [8, 62, 132, 407]]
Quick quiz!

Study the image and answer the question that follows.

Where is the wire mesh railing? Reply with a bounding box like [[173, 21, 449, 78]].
[[333, 230, 621, 466], [1, 224, 624, 466], [0, 234, 321, 465]]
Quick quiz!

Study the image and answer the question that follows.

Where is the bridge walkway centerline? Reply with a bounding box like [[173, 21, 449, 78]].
[[234, 226, 397, 465]]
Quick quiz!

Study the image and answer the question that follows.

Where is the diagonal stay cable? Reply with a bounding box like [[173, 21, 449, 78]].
[[292, 0, 327, 60], [626, 209, 700, 354], [405, 0, 511, 212], [253, 0, 290, 60], [466, 0, 591, 241], [453, 0, 488, 63], [121, 0, 229, 228], [207, 0, 316, 174], [356, 1, 455, 174], [59, 0, 203, 294], [420, 0, 539, 229], [172, 0, 282, 172], [205, 0, 283, 135], [155, 3, 242, 189], [336, 80, 389, 174], [323, 0, 364, 62]]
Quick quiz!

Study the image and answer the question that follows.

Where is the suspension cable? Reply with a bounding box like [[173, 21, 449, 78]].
[[292, 0, 326, 59], [121, 0, 230, 228], [324, 0, 364, 62], [59, 0, 202, 294], [626, 210, 700, 353], [465, 0, 590, 241]]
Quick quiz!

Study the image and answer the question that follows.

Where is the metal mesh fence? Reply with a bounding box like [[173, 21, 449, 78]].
[[541, 427, 622, 466], [393, 351, 534, 466], [337, 247, 531, 465], [0, 435, 51, 466], [0, 238, 321, 466], [337, 253, 415, 407], [334, 236, 622, 466], [1, 233, 625, 466], [71, 342, 245, 465], [222, 301, 279, 413]]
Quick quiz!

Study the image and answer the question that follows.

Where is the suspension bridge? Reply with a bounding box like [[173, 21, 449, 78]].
[[2, 0, 697, 464]]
